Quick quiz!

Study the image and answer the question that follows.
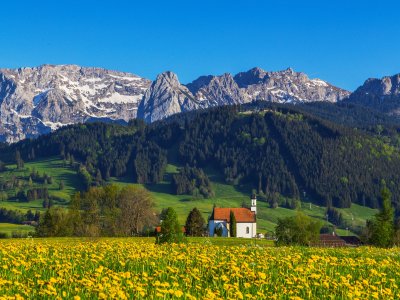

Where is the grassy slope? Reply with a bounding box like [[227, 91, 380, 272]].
[[0, 157, 82, 212], [1, 157, 378, 235], [0, 223, 35, 236], [112, 163, 378, 234]]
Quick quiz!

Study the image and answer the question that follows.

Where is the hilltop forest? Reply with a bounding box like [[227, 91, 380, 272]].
[[1, 103, 400, 218]]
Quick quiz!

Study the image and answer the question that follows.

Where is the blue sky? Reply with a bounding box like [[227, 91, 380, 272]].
[[0, 0, 399, 90]]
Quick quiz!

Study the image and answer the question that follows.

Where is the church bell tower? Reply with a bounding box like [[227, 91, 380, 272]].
[[251, 194, 257, 215]]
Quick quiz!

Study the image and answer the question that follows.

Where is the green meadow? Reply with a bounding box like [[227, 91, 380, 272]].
[[0, 157, 377, 235]]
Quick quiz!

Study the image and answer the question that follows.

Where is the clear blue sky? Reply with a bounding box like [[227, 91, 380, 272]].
[[0, 0, 399, 91]]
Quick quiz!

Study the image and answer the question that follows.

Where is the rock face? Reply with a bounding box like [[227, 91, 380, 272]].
[[137, 72, 199, 123], [234, 67, 349, 103], [0, 65, 150, 143], [186, 73, 249, 106], [1, 64, 351, 142], [346, 74, 400, 115], [354, 74, 400, 96], [139, 67, 350, 123]]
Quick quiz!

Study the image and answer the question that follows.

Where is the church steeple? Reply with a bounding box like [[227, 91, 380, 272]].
[[250, 194, 257, 214]]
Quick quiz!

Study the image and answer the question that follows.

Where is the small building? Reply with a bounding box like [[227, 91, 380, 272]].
[[339, 236, 363, 247], [310, 233, 346, 247], [208, 195, 257, 238]]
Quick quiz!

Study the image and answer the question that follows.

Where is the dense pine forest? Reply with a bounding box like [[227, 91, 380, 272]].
[[1, 102, 400, 219]]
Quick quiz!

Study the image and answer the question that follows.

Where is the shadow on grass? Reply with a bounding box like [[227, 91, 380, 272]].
[[113, 176, 135, 184], [57, 172, 85, 192], [204, 165, 253, 196], [179, 197, 198, 202], [145, 182, 174, 195]]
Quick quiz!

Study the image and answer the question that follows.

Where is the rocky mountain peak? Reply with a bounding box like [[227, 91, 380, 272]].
[[282, 67, 295, 75], [0, 64, 356, 143], [137, 71, 197, 123], [352, 73, 400, 97], [0, 64, 151, 142], [155, 71, 181, 86], [234, 67, 267, 88], [187, 72, 247, 106], [346, 73, 400, 115]]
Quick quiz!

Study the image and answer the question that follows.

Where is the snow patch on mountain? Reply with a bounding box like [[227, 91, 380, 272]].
[[139, 67, 350, 122], [0, 64, 151, 143]]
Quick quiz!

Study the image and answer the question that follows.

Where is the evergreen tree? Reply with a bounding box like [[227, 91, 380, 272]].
[[95, 169, 103, 184], [30, 148, 35, 160], [36, 208, 73, 237], [16, 190, 27, 202], [367, 186, 395, 247], [78, 165, 92, 190], [15, 150, 24, 169], [26, 210, 34, 221], [158, 207, 183, 244], [326, 207, 344, 227], [42, 198, 49, 208], [36, 209, 54, 237], [230, 210, 237, 237], [185, 208, 206, 236]]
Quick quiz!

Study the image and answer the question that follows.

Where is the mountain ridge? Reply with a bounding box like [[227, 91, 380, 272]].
[[4, 63, 400, 143], [137, 67, 350, 122], [0, 64, 150, 142], [347, 73, 400, 115]]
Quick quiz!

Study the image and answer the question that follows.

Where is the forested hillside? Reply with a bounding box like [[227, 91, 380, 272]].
[[1, 103, 400, 218]]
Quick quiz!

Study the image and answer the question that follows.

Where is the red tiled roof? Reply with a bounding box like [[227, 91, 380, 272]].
[[211, 208, 256, 223]]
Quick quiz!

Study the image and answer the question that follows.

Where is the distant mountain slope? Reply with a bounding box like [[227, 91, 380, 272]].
[[2, 104, 400, 213], [346, 73, 400, 115], [0, 65, 151, 143]]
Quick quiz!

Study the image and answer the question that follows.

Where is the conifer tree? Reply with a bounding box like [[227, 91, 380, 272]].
[[15, 150, 24, 170], [185, 207, 205, 236], [158, 207, 183, 244], [367, 186, 394, 247], [230, 210, 237, 237]]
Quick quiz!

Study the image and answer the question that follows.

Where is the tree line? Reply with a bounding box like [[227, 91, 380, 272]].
[[1, 104, 400, 220], [172, 166, 214, 198]]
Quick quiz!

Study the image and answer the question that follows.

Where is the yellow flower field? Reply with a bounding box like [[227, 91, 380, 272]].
[[0, 238, 398, 299]]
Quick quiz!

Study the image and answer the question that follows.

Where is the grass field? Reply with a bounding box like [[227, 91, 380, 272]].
[[0, 157, 377, 235], [0, 157, 82, 213], [0, 223, 35, 236], [111, 163, 377, 234], [0, 238, 398, 299]]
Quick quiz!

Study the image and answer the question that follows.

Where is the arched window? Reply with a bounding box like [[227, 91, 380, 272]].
[[246, 227, 249, 234]]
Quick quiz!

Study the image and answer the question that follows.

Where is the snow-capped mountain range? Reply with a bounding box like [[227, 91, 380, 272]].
[[0, 65, 150, 142], [0, 63, 384, 143], [137, 67, 350, 122]]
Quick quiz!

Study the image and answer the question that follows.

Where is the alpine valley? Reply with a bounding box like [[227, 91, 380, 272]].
[[1, 64, 400, 235]]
